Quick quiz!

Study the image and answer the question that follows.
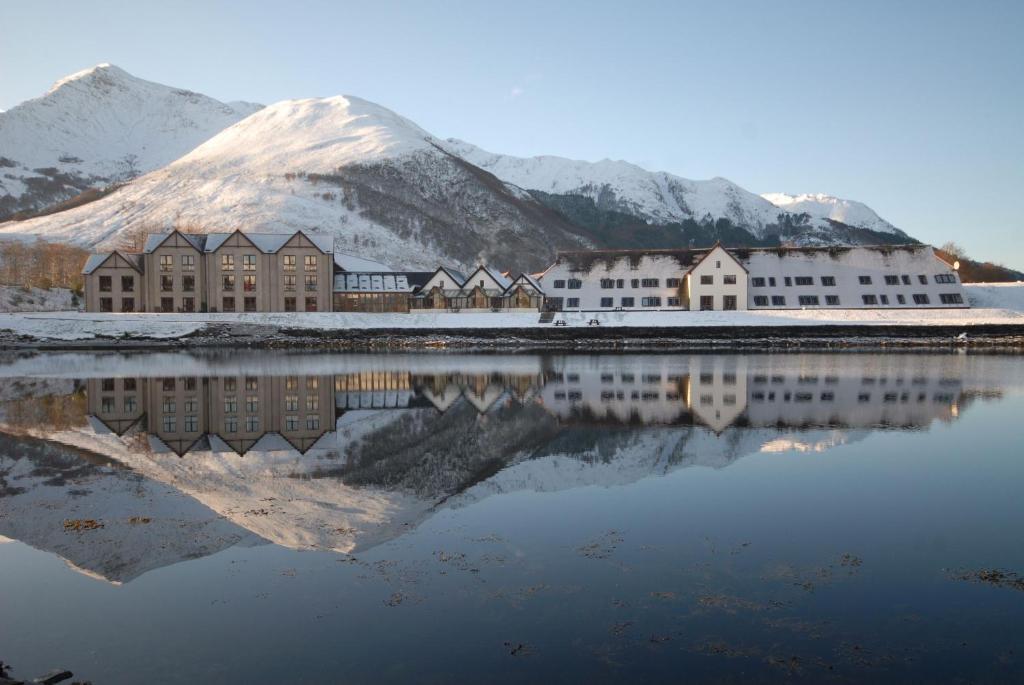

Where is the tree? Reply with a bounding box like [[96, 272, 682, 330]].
[[940, 241, 969, 260]]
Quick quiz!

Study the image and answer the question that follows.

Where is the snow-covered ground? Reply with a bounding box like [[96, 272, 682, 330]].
[[0, 285, 80, 312], [0, 283, 1018, 342]]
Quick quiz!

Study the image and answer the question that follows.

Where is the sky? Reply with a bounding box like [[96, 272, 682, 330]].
[[1, 0, 1022, 267]]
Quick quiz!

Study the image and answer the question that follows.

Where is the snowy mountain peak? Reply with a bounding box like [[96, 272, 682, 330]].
[[0, 64, 262, 220], [761, 192, 903, 236]]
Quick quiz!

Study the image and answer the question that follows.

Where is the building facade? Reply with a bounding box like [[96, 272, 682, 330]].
[[538, 243, 967, 311]]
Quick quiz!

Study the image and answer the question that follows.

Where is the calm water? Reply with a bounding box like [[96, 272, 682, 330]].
[[1, 350, 1023, 684]]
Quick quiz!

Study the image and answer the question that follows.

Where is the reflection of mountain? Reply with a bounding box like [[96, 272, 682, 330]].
[[0, 433, 261, 584], [0, 352, 1018, 582]]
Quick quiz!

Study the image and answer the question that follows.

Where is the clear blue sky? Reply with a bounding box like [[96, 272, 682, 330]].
[[2, 0, 1021, 267]]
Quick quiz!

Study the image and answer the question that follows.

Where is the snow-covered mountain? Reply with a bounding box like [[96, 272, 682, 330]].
[[0, 65, 916, 271], [443, 139, 805, 234], [0, 94, 587, 271], [0, 64, 261, 220], [761, 192, 903, 236]]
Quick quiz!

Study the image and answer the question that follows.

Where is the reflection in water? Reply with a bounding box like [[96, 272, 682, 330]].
[[1, 351, 1023, 683]]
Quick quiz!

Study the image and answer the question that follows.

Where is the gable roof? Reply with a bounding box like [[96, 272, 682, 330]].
[[143, 230, 206, 253], [463, 265, 512, 291], [508, 273, 545, 294], [202, 230, 334, 254], [424, 266, 467, 288], [688, 242, 749, 274], [82, 250, 144, 275]]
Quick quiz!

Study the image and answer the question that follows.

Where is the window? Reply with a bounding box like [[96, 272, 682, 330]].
[[181, 254, 195, 272], [224, 417, 238, 433], [285, 394, 298, 412], [640, 278, 659, 288], [160, 275, 173, 292], [307, 377, 319, 390], [162, 397, 176, 413], [243, 255, 256, 272], [243, 275, 256, 292], [768, 277, 777, 287], [121, 297, 135, 312], [162, 378, 176, 392], [162, 416, 176, 432], [879, 294, 889, 305], [700, 275, 713, 285], [222, 297, 235, 312], [182, 275, 195, 292], [896, 294, 906, 304], [751, 277, 766, 287], [306, 415, 321, 430], [641, 297, 662, 307], [667, 297, 680, 306], [305, 274, 317, 291], [723, 275, 737, 285], [244, 297, 257, 312], [245, 377, 258, 391], [794, 276, 813, 286], [901, 275, 911, 285], [118, 275, 134, 292], [716, 261, 721, 268], [305, 297, 318, 312], [771, 295, 786, 306], [700, 296, 713, 311], [935, 273, 957, 284], [246, 416, 260, 432], [224, 378, 237, 392], [285, 415, 299, 431], [184, 415, 198, 433], [286, 376, 298, 391], [283, 255, 296, 271], [600, 278, 615, 289], [98, 276, 112, 292], [124, 396, 137, 413], [798, 295, 820, 306], [620, 297, 635, 307], [630, 279, 640, 288], [181, 297, 195, 312], [222, 275, 235, 292], [553, 279, 565, 289], [825, 295, 840, 306], [246, 395, 259, 412], [160, 255, 173, 272], [821, 276, 836, 286], [858, 275, 872, 285], [616, 279, 624, 288], [567, 278, 582, 289], [913, 294, 930, 305], [940, 293, 964, 304], [99, 297, 113, 312], [284, 297, 296, 312], [784, 277, 792, 287], [160, 297, 174, 313], [566, 298, 580, 308], [862, 294, 878, 305], [918, 275, 928, 285], [305, 255, 317, 271], [723, 295, 737, 310], [753, 295, 769, 306], [666, 278, 681, 288], [222, 254, 234, 270], [600, 297, 613, 307], [885, 275, 899, 285], [224, 395, 238, 413], [306, 395, 320, 411]]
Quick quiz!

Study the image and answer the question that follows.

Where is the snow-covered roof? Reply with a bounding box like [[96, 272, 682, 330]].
[[334, 272, 414, 293], [142, 230, 334, 255], [510, 273, 544, 293], [334, 251, 392, 272], [483, 265, 512, 290], [82, 253, 111, 274], [82, 251, 144, 274]]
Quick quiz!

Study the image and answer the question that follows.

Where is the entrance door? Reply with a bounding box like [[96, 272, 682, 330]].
[[700, 295, 714, 311]]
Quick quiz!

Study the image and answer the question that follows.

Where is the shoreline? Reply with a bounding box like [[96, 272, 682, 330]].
[[3, 321, 1024, 351]]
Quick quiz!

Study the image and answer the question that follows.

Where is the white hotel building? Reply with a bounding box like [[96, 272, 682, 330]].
[[537, 244, 967, 312]]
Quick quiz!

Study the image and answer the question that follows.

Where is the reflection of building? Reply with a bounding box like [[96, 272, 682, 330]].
[[87, 374, 335, 455]]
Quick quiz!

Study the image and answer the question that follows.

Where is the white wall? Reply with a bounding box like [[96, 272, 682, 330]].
[[686, 245, 748, 311], [540, 254, 690, 311]]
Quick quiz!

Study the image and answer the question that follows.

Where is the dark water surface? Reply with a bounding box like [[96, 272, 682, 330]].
[[1, 350, 1023, 684]]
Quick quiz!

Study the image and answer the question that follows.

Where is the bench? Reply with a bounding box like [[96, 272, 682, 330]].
[[553, 320, 568, 326], [588, 319, 601, 326]]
